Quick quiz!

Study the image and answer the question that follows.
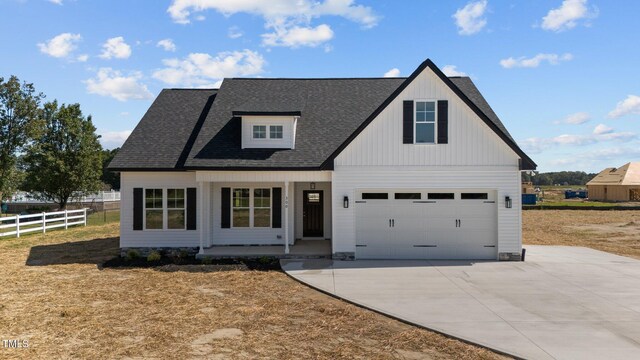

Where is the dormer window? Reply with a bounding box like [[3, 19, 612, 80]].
[[239, 115, 297, 149], [252, 125, 267, 139], [270, 125, 283, 139]]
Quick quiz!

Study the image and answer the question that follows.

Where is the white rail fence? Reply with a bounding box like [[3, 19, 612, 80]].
[[10, 191, 120, 204], [0, 209, 87, 238]]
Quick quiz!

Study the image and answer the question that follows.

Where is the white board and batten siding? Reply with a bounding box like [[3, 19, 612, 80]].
[[332, 66, 523, 259], [120, 172, 200, 248]]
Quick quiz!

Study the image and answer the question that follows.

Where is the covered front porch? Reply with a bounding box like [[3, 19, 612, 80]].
[[195, 170, 333, 258]]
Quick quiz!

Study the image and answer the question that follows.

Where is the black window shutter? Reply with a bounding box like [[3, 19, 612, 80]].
[[437, 100, 449, 144], [221, 187, 231, 228], [186, 188, 197, 230], [403, 100, 414, 144], [133, 188, 143, 231], [272, 187, 282, 228]]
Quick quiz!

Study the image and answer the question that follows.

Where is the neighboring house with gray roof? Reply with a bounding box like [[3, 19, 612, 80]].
[[109, 59, 535, 260]]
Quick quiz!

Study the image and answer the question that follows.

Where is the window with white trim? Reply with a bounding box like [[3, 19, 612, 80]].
[[269, 125, 283, 139], [167, 189, 185, 229], [232, 188, 250, 227], [415, 101, 436, 144], [253, 188, 271, 227], [231, 187, 273, 228], [252, 125, 267, 139], [145, 189, 163, 229]]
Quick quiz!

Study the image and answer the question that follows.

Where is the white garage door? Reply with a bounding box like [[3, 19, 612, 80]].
[[355, 189, 497, 260]]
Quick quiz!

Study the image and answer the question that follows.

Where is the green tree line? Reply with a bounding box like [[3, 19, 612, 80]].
[[522, 171, 598, 186], [1, 75, 120, 210]]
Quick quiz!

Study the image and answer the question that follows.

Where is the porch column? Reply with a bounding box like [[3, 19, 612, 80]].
[[198, 181, 204, 254], [284, 181, 289, 254]]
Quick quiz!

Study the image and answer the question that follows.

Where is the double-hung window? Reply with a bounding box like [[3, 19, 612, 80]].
[[231, 187, 272, 228], [415, 101, 436, 144], [144, 188, 186, 230], [145, 189, 163, 229], [232, 189, 250, 227], [167, 189, 185, 229], [253, 189, 271, 227]]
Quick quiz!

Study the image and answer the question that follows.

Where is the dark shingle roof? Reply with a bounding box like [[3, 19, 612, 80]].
[[184, 78, 404, 169], [109, 89, 217, 170], [109, 61, 535, 171]]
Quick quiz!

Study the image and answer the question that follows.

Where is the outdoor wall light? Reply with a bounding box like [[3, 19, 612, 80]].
[[310, 182, 316, 189], [505, 196, 512, 209], [343, 196, 349, 208]]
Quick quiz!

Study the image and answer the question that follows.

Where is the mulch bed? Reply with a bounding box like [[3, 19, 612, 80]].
[[101, 256, 282, 271]]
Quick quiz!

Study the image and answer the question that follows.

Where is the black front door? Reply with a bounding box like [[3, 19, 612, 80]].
[[303, 190, 323, 237]]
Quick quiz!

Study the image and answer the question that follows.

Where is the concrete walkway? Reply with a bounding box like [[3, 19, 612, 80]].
[[281, 246, 640, 360]]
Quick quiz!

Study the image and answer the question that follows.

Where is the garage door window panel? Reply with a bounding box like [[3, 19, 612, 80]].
[[461, 193, 488, 200], [395, 193, 421, 200], [428, 193, 455, 200], [362, 193, 389, 200]]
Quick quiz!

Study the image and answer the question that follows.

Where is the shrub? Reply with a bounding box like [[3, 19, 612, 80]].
[[125, 249, 140, 260], [147, 251, 161, 262], [201, 256, 213, 265], [258, 256, 274, 264]]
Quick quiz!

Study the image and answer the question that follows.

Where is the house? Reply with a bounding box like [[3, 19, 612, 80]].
[[586, 162, 640, 202], [108, 59, 536, 261]]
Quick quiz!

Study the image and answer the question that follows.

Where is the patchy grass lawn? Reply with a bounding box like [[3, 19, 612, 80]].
[[523, 210, 640, 259], [0, 223, 503, 359]]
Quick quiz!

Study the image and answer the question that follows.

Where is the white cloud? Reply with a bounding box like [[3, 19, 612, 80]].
[[77, 54, 89, 62], [453, 0, 488, 35], [555, 111, 590, 125], [48, 0, 63, 5], [99, 130, 132, 149], [262, 24, 334, 48], [593, 124, 613, 135], [521, 129, 636, 154], [153, 49, 265, 88], [500, 53, 573, 69], [85, 68, 153, 101], [608, 95, 640, 119], [167, 0, 379, 27], [383, 68, 400, 77], [167, 0, 378, 48], [228, 26, 243, 39], [99, 37, 132, 59], [37, 33, 82, 58], [157, 39, 176, 52], [541, 0, 598, 32], [442, 65, 467, 77]]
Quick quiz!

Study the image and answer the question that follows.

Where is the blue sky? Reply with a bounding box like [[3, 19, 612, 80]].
[[1, 0, 639, 172]]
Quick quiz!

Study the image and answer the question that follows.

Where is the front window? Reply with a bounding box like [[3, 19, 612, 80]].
[[269, 125, 283, 139], [252, 125, 267, 139], [415, 101, 436, 144], [233, 189, 250, 227], [253, 188, 271, 227], [145, 189, 163, 229], [167, 189, 185, 229]]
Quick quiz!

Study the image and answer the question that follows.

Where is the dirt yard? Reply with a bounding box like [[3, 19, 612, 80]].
[[523, 210, 640, 259], [0, 223, 503, 360]]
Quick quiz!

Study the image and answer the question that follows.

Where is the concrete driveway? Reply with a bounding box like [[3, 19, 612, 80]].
[[281, 246, 640, 360]]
